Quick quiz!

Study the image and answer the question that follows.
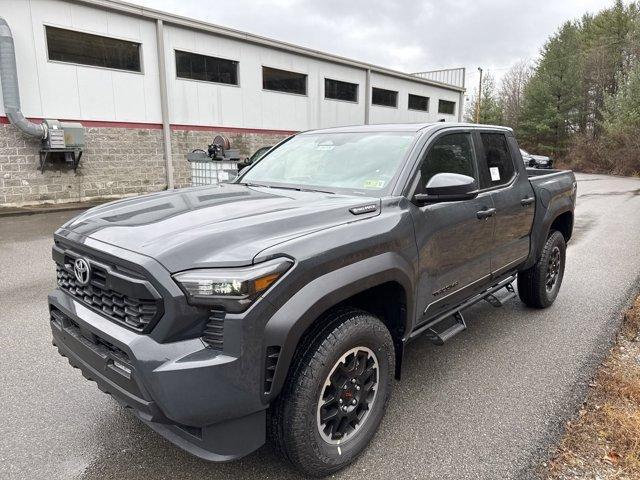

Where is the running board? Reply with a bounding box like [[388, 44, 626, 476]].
[[410, 275, 517, 343], [425, 311, 466, 345], [483, 282, 516, 307]]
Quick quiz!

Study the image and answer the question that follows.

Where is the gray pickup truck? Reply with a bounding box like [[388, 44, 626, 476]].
[[49, 123, 576, 476]]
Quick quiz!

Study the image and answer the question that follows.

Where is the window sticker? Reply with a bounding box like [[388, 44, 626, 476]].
[[363, 179, 385, 189], [490, 167, 501, 181]]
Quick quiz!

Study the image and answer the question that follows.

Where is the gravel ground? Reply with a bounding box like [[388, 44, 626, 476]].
[[1, 173, 639, 480]]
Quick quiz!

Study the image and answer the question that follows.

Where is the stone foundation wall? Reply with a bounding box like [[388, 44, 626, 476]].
[[0, 122, 290, 207]]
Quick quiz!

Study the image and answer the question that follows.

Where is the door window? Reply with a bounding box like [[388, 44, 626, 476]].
[[479, 133, 515, 188], [414, 133, 476, 194]]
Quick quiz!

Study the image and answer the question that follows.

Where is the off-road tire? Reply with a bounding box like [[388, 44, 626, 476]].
[[518, 230, 566, 308], [269, 308, 395, 477]]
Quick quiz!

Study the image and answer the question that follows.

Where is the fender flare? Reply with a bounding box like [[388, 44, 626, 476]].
[[523, 204, 574, 270], [261, 252, 414, 402]]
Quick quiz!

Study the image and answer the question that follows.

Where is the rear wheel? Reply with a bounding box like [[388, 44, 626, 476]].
[[269, 308, 395, 477], [518, 230, 566, 308]]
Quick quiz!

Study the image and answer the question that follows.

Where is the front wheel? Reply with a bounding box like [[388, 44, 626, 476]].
[[269, 308, 395, 477], [518, 230, 566, 308]]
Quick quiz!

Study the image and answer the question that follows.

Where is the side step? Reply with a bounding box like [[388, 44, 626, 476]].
[[426, 311, 466, 346], [483, 282, 516, 307], [409, 274, 517, 344]]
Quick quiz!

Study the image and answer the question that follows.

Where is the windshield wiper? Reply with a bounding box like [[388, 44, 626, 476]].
[[269, 185, 335, 195], [237, 182, 269, 188], [238, 182, 334, 195]]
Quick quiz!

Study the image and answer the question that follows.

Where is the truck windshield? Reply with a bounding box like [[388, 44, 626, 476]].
[[238, 131, 417, 195]]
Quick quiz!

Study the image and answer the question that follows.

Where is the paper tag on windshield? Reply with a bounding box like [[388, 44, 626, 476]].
[[490, 167, 500, 181], [364, 179, 385, 189]]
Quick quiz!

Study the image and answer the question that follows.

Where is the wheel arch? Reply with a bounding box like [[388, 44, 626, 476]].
[[550, 211, 574, 242], [261, 253, 414, 403], [523, 207, 574, 270]]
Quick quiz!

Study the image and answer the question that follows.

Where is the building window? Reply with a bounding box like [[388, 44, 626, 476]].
[[372, 87, 398, 107], [438, 99, 456, 115], [324, 78, 358, 102], [175, 50, 238, 85], [408, 94, 429, 112], [262, 66, 307, 95], [45, 26, 141, 72]]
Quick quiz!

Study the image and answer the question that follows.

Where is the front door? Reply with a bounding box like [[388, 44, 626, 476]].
[[409, 131, 495, 321]]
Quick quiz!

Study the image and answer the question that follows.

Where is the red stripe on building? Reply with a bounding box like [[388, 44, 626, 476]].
[[0, 116, 297, 135]]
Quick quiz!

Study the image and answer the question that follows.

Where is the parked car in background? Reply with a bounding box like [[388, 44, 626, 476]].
[[237, 145, 273, 172], [49, 123, 576, 477], [520, 149, 553, 169]]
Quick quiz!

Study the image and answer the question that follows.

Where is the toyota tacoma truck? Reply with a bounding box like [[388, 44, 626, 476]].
[[49, 123, 576, 477]]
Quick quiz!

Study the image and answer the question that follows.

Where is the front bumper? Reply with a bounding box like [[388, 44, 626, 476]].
[[49, 289, 266, 461]]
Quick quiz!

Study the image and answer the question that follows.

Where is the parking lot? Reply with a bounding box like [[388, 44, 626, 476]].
[[1, 173, 640, 480]]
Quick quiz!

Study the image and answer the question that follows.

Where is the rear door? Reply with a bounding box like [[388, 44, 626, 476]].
[[476, 131, 535, 275], [409, 130, 495, 320]]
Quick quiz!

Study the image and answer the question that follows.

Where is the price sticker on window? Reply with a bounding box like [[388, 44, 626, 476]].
[[490, 167, 501, 181]]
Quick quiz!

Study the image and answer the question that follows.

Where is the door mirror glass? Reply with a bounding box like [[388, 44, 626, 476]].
[[414, 173, 477, 203]]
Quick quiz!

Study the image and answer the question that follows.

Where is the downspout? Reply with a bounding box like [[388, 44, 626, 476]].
[[0, 17, 46, 139], [458, 67, 466, 122], [364, 68, 371, 125], [155, 19, 174, 189]]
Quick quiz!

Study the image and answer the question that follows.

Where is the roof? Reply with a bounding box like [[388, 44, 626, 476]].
[[301, 123, 513, 134], [73, 0, 465, 93]]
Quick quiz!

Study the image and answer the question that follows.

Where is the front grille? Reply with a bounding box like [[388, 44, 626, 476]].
[[56, 264, 160, 332], [202, 310, 224, 350]]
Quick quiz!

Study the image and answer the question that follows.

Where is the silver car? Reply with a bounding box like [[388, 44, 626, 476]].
[[520, 149, 553, 169]]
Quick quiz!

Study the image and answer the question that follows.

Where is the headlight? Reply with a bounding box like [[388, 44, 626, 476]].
[[173, 258, 293, 311]]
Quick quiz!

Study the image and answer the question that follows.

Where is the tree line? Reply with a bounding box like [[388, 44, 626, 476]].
[[466, 0, 640, 176]]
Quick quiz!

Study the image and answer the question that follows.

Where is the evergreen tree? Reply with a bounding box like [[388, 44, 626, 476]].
[[519, 21, 584, 155]]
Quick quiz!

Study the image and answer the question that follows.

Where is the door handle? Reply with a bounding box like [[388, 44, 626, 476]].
[[476, 208, 496, 220], [521, 197, 535, 206]]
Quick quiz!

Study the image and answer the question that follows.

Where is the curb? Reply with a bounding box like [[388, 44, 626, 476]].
[[0, 201, 107, 218]]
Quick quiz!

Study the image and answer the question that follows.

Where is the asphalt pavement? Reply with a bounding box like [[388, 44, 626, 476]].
[[1, 173, 639, 480]]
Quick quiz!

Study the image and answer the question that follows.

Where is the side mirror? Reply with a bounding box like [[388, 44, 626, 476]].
[[414, 173, 478, 204]]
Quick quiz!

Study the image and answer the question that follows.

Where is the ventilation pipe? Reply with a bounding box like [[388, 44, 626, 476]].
[[0, 17, 46, 139]]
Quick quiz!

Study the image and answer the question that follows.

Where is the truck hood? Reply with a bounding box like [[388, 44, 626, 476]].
[[60, 184, 379, 271]]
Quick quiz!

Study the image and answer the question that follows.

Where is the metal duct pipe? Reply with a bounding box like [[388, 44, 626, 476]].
[[0, 17, 46, 139]]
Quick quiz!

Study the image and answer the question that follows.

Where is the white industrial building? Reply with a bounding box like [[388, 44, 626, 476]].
[[0, 0, 466, 206]]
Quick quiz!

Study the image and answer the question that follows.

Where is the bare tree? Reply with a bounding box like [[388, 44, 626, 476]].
[[499, 60, 533, 132], [465, 72, 503, 125]]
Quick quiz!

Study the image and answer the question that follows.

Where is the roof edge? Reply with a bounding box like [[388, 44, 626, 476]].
[[70, 0, 465, 92]]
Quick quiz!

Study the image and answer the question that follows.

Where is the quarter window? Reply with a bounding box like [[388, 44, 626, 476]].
[[438, 99, 456, 115], [408, 94, 429, 112], [479, 133, 515, 188], [372, 87, 398, 107], [415, 133, 476, 194], [175, 50, 238, 85], [45, 26, 141, 72], [262, 67, 307, 95], [325, 78, 358, 102]]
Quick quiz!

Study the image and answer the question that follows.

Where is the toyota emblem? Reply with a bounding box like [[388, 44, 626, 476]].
[[73, 258, 91, 286]]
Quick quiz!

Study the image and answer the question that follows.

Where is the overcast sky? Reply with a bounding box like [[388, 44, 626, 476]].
[[130, 0, 619, 90]]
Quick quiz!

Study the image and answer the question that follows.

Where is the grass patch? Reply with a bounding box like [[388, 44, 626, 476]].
[[546, 295, 640, 479]]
